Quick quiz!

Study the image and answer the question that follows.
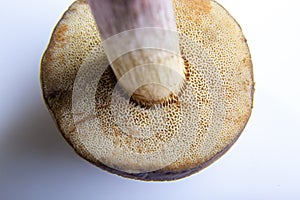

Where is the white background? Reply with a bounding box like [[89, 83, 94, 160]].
[[1, 0, 300, 199]]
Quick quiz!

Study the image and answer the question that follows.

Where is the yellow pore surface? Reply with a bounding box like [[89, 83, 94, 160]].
[[41, 0, 254, 173]]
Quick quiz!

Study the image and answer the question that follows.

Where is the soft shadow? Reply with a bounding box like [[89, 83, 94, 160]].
[[0, 105, 73, 161], [0, 97, 122, 200]]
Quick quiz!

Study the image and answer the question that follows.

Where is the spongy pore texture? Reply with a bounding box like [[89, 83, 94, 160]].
[[41, 0, 254, 181]]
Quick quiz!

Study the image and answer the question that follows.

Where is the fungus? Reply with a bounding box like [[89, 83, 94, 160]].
[[41, 0, 254, 181]]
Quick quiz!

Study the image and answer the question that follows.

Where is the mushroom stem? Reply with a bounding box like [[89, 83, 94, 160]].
[[87, 0, 186, 104]]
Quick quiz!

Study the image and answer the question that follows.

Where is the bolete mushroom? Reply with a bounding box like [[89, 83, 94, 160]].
[[41, 0, 254, 181]]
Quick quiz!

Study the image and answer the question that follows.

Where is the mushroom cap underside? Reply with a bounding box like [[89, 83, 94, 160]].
[[41, 0, 254, 181]]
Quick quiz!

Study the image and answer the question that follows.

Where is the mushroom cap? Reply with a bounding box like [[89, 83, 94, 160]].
[[41, 0, 254, 181]]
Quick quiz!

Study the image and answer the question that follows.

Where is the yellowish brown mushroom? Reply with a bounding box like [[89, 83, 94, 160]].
[[41, 0, 254, 181]]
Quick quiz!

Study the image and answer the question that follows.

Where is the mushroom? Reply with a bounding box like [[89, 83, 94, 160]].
[[40, 0, 254, 181]]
